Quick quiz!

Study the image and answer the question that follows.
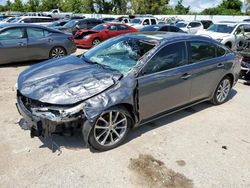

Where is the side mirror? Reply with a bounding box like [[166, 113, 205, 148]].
[[187, 25, 191, 29], [104, 29, 109, 33], [20, 21, 25, 23], [75, 25, 80, 29], [143, 22, 148, 25]]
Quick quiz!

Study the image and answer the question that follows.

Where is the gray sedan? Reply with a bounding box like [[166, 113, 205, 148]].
[[0, 24, 77, 65], [16, 33, 241, 151]]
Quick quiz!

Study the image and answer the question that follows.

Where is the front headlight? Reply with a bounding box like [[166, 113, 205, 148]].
[[83, 35, 91, 39], [216, 38, 223, 42]]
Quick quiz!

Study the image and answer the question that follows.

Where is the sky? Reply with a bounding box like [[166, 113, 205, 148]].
[[0, 0, 247, 12]]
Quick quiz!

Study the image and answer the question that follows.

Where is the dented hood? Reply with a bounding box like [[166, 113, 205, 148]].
[[18, 56, 122, 105]]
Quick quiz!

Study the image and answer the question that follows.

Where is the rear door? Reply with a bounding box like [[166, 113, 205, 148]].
[[187, 40, 227, 101], [138, 42, 192, 121], [0, 27, 28, 64], [107, 25, 118, 38], [117, 25, 130, 35], [26, 27, 53, 59]]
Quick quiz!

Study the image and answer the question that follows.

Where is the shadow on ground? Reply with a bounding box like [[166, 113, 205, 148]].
[[36, 89, 237, 153]]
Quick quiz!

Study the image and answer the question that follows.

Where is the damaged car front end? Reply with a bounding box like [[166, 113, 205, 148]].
[[16, 33, 158, 150]]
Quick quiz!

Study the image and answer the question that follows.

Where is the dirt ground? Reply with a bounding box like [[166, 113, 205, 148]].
[[0, 49, 250, 188]]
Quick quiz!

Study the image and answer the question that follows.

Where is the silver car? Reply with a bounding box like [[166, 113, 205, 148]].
[[0, 24, 77, 65]]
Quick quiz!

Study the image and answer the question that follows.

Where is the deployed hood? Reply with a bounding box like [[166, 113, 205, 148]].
[[18, 56, 122, 105], [196, 30, 230, 39]]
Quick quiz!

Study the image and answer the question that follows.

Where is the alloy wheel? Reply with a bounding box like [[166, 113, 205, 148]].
[[92, 39, 101, 46], [216, 79, 231, 103], [51, 47, 66, 58], [93, 111, 128, 147]]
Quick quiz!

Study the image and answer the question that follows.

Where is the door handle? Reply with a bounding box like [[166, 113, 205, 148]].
[[48, 39, 53, 43], [18, 42, 26, 47], [217, 63, 224, 68], [181, 73, 191, 80]]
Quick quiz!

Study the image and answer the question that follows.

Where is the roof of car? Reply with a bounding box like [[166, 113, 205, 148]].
[[124, 32, 217, 44], [18, 16, 52, 19]]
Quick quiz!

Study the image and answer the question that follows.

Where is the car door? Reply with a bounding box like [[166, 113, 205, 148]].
[[234, 24, 245, 50], [0, 27, 28, 64], [117, 25, 130, 35], [26, 27, 52, 59], [107, 25, 118, 38], [187, 41, 227, 101], [137, 42, 192, 121], [150, 19, 157, 25]]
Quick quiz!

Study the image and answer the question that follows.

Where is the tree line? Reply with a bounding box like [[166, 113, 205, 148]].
[[0, 0, 249, 15]]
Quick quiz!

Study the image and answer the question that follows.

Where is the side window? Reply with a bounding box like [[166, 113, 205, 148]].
[[169, 26, 178, 32], [235, 25, 244, 34], [189, 41, 217, 63], [109, 25, 117, 31], [117, 25, 128, 30], [23, 18, 32, 23], [158, 26, 169, 31], [244, 24, 250, 33], [27, 28, 45, 38], [0, 28, 24, 40], [151, 19, 157, 25], [143, 42, 187, 75], [217, 45, 226, 57], [143, 19, 150, 25], [189, 22, 201, 28]]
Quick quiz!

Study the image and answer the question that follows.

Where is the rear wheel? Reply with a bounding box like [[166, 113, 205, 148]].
[[88, 107, 131, 151], [49, 47, 66, 59], [92, 38, 101, 46], [211, 76, 232, 105]]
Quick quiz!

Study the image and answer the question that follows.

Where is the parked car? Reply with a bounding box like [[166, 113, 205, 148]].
[[176, 21, 204, 34], [10, 16, 54, 26], [0, 24, 76, 65], [243, 19, 250, 22], [16, 32, 241, 151], [196, 22, 250, 50], [129, 17, 158, 29], [0, 17, 16, 23], [48, 20, 69, 28], [200, 20, 213, 29], [102, 17, 116, 22], [43, 9, 73, 19], [73, 23, 137, 48], [113, 16, 130, 24], [240, 61, 250, 80], [139, 24, 186, 33], [57, 18, 104, 35]]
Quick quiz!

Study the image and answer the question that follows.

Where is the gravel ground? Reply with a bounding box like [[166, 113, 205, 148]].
[[0, 49, 250, 188]]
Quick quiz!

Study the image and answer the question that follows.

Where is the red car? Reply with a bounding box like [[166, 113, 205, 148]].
[[73, 23, 137, 48]]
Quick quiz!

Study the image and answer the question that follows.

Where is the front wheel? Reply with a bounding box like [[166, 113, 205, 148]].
[[88, 107, 131, 151], [211, 76, 232, 105], [92, 38, 101, 46]]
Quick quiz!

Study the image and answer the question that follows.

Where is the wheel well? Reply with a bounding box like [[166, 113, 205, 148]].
[[224, 73, 234, 86], [118, 103, 136, 124], [225, 42, 232, 49]]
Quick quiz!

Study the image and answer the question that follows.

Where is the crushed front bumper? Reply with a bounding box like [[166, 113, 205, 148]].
[[16, 95, 84, 138]]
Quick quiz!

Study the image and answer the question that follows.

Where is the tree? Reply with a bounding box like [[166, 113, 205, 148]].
[[25, 0, 40, 12], [131, 0, 169, 14], [40, 0, 63, 11], [12, 0, 24, 12], [174, 0, 189, 15]]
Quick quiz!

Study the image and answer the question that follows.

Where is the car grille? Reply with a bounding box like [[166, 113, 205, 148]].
[[18, 92, 46, 112]]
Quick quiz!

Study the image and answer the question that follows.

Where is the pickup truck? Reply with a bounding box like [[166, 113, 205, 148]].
[[43, 9, 73, 19]]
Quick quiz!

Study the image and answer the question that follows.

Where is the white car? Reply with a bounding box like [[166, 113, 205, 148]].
[[176, 21, 204, 34], [196, 22, 250, 50], [10, 16, 54, 27], [128, 17, 157, 29]]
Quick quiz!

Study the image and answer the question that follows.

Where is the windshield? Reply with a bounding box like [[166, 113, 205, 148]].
[[48, 21, 61, 27], [10, 17, 22, 23], [176, 22, 187, 28], [139, 26, 158, 32], [82, 36, 155, 74], [64, 20, 78, 28], [207, 24, 236, 33], [92, 24, 106, 31], [131, 19, 142, 24]]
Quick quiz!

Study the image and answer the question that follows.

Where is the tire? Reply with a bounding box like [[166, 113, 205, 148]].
[[49, 47, 66, 59], [92, 38, 101, 46], [211, 76, 232, 105], [88, 106, 132, 151]]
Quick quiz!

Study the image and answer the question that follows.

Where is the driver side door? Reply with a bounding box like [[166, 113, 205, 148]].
[[137, 42, 192, 122]]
